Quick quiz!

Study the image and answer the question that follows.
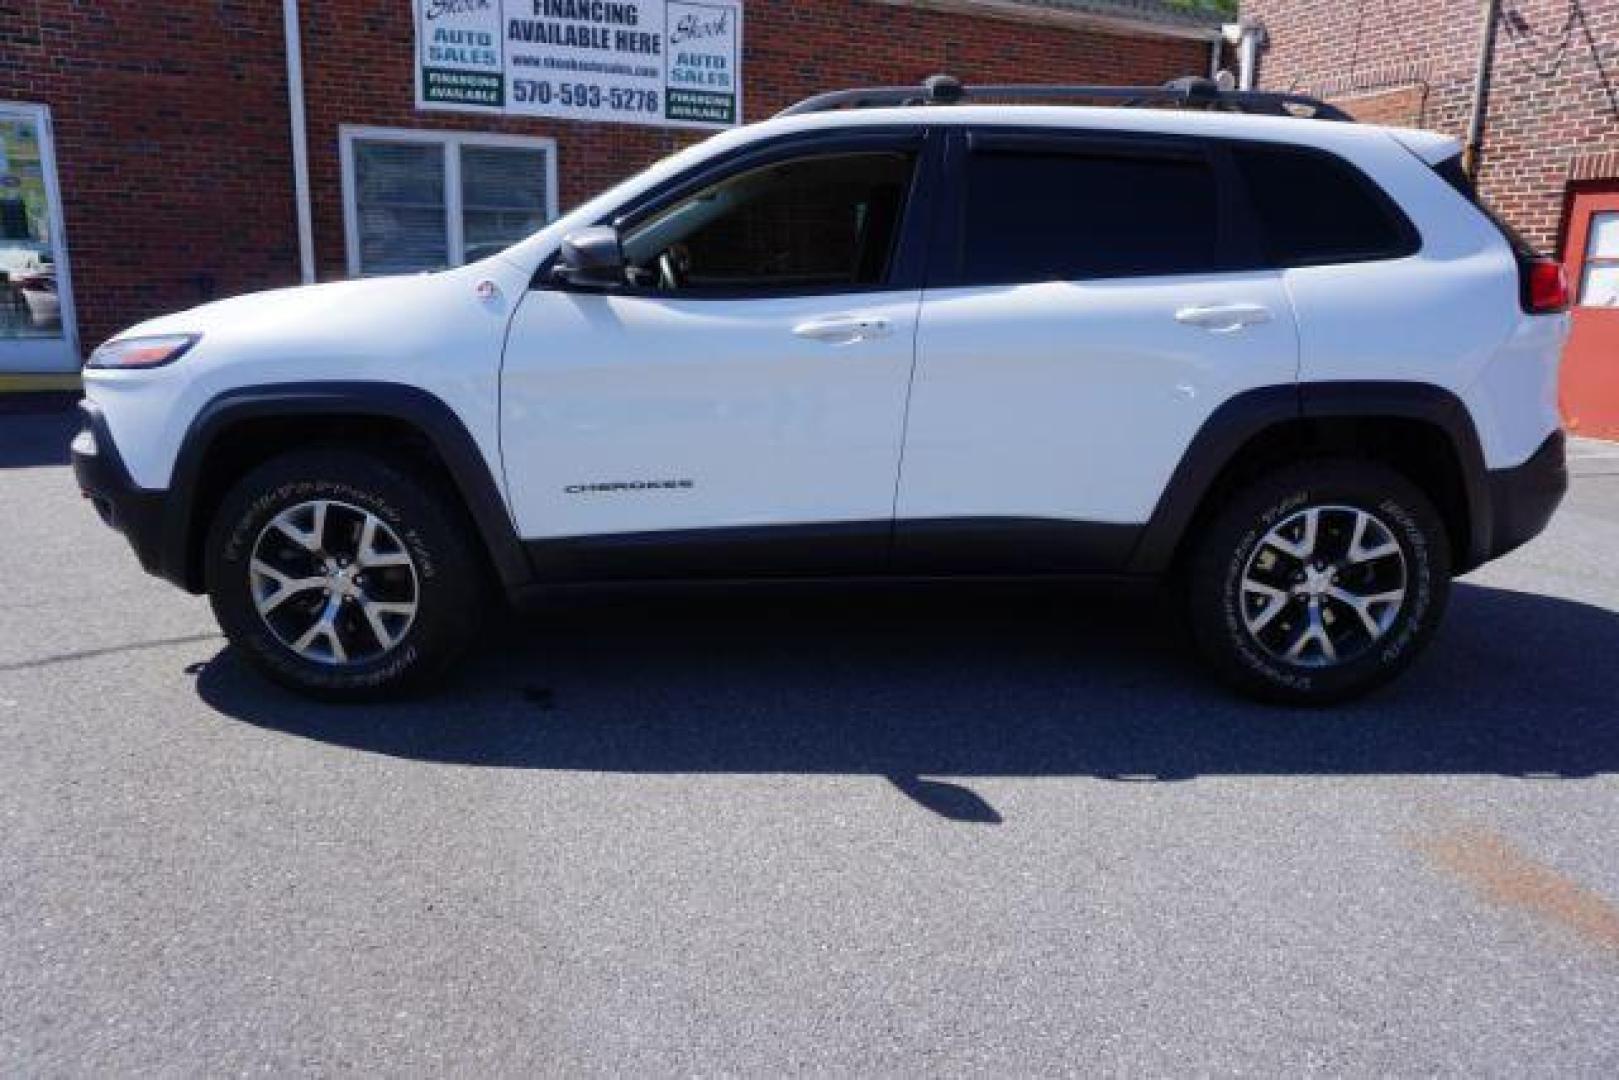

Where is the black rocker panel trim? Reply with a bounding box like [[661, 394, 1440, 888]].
[[525, 519, 1144, 583], [167, 382, 530, 593], [890, 518, 1141, 576], [1129, 381, 1494, 575], [526, 521, 891, 581]]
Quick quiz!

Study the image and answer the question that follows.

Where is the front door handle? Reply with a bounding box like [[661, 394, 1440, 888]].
[[793, 314, 894, 345], [1174, 303, 1274, 334]]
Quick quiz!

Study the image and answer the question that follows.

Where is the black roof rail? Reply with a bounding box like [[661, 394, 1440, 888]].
[[777, 74, 1353, 123]]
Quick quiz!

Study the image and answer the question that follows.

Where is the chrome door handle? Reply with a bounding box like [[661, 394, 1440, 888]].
[[1174, 303, 1274, 334], [792, 315, 894, 345]]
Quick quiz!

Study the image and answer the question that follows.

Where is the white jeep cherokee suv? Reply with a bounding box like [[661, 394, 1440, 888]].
[[72, 77, 1571, 705]]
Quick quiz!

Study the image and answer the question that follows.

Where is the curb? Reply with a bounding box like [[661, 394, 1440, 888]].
[[0, 373, 81, 392], [0, 374, 82, 414]]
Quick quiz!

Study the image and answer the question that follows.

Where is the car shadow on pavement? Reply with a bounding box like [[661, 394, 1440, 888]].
[[194, 580, 1619, 818]]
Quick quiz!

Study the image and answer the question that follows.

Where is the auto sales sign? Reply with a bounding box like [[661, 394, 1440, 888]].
[[414, 0, 744, 129]]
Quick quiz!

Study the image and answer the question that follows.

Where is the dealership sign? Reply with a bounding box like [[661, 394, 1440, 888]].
[[414, 0, 743, 129]]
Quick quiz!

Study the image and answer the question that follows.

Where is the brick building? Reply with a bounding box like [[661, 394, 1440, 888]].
[[1240, 0, 1619, 434], [0, 0, 1224, 375]]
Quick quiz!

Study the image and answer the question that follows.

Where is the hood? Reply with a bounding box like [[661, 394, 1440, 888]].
[[114, 275, 426, 342]]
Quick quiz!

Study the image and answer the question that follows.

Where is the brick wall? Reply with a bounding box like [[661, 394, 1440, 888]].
[[0, 0, 297, 351], [0, 1, 1208, 355], [1242, 0, 1619, 255]]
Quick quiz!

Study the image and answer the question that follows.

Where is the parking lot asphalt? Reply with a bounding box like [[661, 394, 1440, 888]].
[[3, 408, 1619, 1074]]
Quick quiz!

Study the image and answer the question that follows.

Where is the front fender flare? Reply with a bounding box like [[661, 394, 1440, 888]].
[[163, 382, 530, 593]]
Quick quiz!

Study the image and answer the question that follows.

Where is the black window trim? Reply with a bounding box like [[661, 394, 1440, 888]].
[[931, 127, 1265, 290], [535, 127, 941, 301]]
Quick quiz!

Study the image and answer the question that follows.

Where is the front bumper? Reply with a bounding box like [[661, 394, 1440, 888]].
[[1483, 429, 1567, 563], [70, 400, 180, 585]]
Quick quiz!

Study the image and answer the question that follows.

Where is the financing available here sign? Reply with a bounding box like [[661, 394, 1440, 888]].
[[414, 0, 744, 129]]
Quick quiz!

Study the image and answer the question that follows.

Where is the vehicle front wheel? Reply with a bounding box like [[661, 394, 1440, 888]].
[[205, 449, 483, 701], [1185, 459, 1451, 706]]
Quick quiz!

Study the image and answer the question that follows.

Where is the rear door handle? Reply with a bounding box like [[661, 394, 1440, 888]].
[[1174, 303, 1274, 334], [793, 314, 894, 345]]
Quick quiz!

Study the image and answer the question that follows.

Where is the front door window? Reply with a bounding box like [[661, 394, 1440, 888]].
[[620, 151, 916, 293]]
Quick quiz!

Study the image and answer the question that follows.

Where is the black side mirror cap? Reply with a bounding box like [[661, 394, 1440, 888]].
[[553, 226, 626, 288]]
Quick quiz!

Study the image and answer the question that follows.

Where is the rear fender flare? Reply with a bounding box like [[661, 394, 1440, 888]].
[[1129, 381, 1490, 574]]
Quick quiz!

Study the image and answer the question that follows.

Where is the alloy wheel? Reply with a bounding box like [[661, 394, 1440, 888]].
[[247, 499, 420, 666], [1238, 504, 1408, 668]]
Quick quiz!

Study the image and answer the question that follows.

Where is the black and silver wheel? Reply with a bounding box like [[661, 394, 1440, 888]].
[[1186, 459, 1451, 705], [206, 449, 482, 700], [247, 499, 420, 667]]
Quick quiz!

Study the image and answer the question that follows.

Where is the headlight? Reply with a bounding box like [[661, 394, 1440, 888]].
[[87, 334, 200, 370]]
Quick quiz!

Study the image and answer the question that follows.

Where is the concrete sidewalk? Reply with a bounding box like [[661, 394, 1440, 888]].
[[1571, 435, 1619, 476]]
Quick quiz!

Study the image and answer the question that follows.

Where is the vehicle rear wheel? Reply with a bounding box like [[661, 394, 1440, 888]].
[[205, 449, 482, 701], [1185, 459, 1451, 706]]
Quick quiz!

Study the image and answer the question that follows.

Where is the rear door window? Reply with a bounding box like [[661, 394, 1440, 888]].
[[957, 145, 1224, 285], [1233, 144, 1419, 267]]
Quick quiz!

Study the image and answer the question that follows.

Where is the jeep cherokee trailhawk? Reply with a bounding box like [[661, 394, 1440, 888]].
[[72, 77, 1571, 704]]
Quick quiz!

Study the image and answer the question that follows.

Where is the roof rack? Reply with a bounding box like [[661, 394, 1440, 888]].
[[777, 74, 1353, 123]]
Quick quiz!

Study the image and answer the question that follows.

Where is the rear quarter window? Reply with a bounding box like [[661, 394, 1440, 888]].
[[1234, 144, 1420, 268]]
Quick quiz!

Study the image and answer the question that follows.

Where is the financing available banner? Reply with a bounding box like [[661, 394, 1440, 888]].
[[414, 0, 743, 130]]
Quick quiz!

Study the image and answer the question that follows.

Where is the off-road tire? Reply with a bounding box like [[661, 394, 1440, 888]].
[[205, 448, 482, 701], [1186, 458, 1451, 706]]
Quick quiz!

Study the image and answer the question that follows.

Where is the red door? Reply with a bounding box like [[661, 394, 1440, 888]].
[[1561, 187, 1619, 438]]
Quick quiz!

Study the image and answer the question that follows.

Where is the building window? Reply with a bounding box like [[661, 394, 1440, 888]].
[[1579, 211, 1619, 308], [340, 127, 557, 277], [0, 101, 77, 373]]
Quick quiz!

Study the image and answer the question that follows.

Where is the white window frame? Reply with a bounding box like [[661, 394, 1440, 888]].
[[339, 126, 559, 278], [0, 100, 79, 372]]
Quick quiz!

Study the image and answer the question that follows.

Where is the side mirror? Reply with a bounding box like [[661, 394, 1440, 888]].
[[553, 226, 626, 288]]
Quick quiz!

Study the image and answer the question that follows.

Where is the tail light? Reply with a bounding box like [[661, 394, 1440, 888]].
[[1523, 258, 1569, 315]]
